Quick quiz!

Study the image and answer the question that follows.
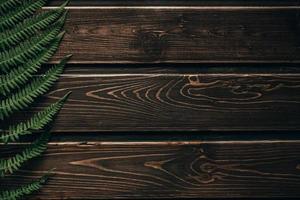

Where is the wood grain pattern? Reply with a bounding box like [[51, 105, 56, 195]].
[[4, 68, 300, 132], [2, 141, 300, 199], [47, 7, 300, 63], [47, 0, 300, 6], [2, 1, 299, 200]]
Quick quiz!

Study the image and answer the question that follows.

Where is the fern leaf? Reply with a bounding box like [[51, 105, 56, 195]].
[[0, 0, 22, 15], [0, 24, 65, 73], [0, 172, 51, 200], [0, 0, 47, 31], [0, 37, 65, 96], [0, 1, 70, 199], [0, 131, 51, 176], [0, 55, 70, 120], [0, 92, 70, 143], [0, 7, 67, 50]]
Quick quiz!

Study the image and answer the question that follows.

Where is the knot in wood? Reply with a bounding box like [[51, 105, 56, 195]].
[[200, 162, 217, 173], [134, 31, 166, 60]]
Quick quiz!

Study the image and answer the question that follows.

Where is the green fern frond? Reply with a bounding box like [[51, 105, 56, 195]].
[[0, 55, 70, 120], [0, 38, 65, 96], [0, 24, 65, 73], [0, 172, 51, 200], [0, 7, 67, 50], [0, 131, 50, 176], [0, 0, 22, 15], [0, 92, 70, 143], [0, 0, 70, 199], [0, 0, 47, 31]]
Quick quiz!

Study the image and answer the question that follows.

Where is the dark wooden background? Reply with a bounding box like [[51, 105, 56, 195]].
[[2, 0, 300, 199]]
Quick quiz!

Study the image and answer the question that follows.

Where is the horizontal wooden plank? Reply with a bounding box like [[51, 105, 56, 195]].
[[3, 67, 300, 132], [47, 0, 300, 6], [48, 7, 300, 63], [2, 141, 300, 199], [20, 131, 300, 143]]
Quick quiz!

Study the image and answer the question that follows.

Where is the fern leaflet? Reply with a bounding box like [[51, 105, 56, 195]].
[[0, 92, 70, 143], [0, 173, 51, 200], [0, 0, 71, 198]]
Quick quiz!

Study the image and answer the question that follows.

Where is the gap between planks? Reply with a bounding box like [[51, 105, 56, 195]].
[[44, 6, 300, 10], [4, 140, 300, 146], [58, 73, 300, 77]]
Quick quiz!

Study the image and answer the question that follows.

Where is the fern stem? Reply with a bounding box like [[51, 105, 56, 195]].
[[0, 131, 51, 176], [0, 92, 71, 143], [0, 8, 67, 50], [0, 32, 66, 96], [0, 173, 51, 200], [0, 23, 65, 72], [0, 55, 69, 120], [0, 0, 23, 15], [0, 0, 47, 31]]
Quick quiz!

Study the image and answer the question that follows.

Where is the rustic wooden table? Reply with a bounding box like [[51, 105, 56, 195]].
[[2, 0, 300, 199]]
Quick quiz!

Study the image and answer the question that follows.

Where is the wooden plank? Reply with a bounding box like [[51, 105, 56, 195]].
[[47, 7, 300, 63], [1, 141, 300, 199], [3, 67, 300, 132], [47, 0, 300, 6]]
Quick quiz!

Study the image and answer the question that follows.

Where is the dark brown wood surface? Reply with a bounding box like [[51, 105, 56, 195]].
[[3, 1, 300, 199], [46, 6, 300, 63], [6, 67, 299, 132], [47, 0, 300, 6], [2, 141, 300, 199]]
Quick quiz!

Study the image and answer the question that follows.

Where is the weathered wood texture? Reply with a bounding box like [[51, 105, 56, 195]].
[[47, 0, 300, 6], [46, 6, 300, 63], [3, 1, 300, 199], [3, 67, 300, 132], [1, 141, 300, 199]]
